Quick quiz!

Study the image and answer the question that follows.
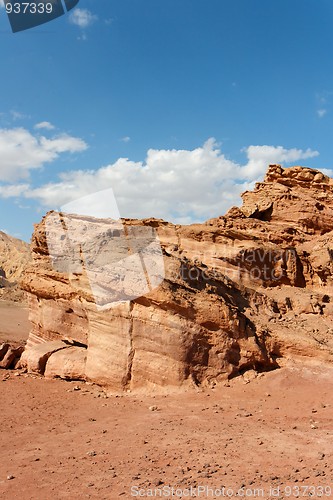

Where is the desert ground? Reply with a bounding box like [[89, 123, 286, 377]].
[[0, 303, 332, 499]]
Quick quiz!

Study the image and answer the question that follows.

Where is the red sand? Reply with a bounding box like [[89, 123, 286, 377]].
[[1, 302, 333, 499]]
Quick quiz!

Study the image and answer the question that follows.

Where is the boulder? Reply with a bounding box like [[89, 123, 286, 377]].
[[0, 345, 24, 369], [44, 346, 87, 380], [19, 340, 69, 374]]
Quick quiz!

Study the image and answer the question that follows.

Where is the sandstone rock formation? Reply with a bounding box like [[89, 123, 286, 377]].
[[0, 231, 30, 302], [0, 343, 24, 369], [21, 165, 333, 390]]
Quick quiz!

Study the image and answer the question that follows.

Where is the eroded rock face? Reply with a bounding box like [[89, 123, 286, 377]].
[[21, 165, 333, 390], [0, 231, 30, 302]]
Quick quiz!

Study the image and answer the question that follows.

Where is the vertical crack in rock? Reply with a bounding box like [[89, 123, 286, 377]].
[[123, 301, 135, 390]]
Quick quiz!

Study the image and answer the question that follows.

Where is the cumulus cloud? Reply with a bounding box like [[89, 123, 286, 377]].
[[0, 183, 29, 198], [0, 127, 88, 182], [242, 145, 319, 179], [34, 121, 55, 130], [69, 8, 97, 28], [8, 139, 319, 224]]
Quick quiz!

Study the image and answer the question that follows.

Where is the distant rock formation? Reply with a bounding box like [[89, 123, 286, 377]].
[[21, 165, 333, 390], [0, 231, 31, 302]]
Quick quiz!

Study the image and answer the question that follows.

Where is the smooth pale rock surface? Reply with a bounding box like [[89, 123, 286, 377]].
[[19, 340, 69, 374], [44, 346, 87, 380], [21, 165, 333, 390]]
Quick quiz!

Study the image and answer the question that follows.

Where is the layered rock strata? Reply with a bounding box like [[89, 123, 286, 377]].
[[21, 165, 333, 390]]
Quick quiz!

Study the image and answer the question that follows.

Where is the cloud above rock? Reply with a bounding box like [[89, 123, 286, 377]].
[[9, 138, 319, 224], [0, 127, 88, 182]]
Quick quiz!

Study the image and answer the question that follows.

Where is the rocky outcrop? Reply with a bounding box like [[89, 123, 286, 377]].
[[0, 231, 30, 302], [21, 165, 333, 390]]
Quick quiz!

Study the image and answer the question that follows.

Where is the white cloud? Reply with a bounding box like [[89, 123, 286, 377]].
[[120, 136, 131, 143], [0, 127, 88, 182], [317, 109, 327, 118], [0, 184, 29, 198], [10, 139, 319, 223], [34, 121, 55, 130], [242, 145, 319, 179], [39, 134, 87, 154], [69, 8, 97, 28]]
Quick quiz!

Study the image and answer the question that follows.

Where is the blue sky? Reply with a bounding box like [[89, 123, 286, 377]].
[[0, 0, 333, 240]]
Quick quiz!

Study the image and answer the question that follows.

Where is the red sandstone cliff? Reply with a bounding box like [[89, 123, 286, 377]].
[[20, 165, 333, 390]]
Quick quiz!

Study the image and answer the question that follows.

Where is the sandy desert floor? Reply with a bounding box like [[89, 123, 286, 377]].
[[1, 302, 333, 500]]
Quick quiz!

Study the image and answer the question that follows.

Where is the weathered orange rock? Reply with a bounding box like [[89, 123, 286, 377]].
[[21, 165, 333, 390], [44, 346, 87, 380], [0, 231, 30, 302], [19, 340, 69, 374], [0, 344, 24, 369]]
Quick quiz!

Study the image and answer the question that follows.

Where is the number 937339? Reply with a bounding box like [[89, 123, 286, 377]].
[[5, 2, 53, 15]]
